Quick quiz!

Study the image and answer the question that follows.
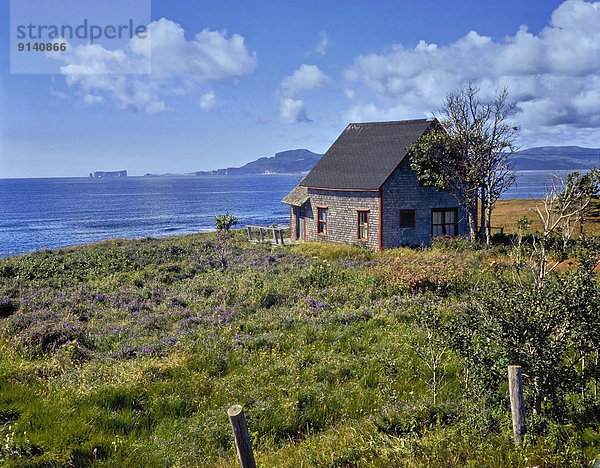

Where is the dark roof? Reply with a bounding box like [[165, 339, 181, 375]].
[[300, 118, 435, 190], [281, 185, 309, 206]]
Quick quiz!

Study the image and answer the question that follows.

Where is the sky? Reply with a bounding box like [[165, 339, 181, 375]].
[[1, 0, 599, 178]]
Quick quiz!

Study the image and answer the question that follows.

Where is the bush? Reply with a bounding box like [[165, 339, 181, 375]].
[[447, 265, 600, 421], [17, 318, 91, 357], [214, 212, 238, 231]]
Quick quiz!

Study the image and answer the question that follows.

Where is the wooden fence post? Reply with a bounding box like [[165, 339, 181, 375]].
[[508, 365, 526, 446], [227, 405, 256, 468]]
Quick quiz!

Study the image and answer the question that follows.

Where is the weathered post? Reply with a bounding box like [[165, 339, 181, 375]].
[[259, 228, 264, 243], [508, 365, 526, 446], [227, 405, 256, 468], [247, 227, 253, 241]]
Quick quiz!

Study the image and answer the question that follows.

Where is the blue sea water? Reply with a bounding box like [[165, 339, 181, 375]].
[[0, 170, 575, 256], [0, 174, 302, 256]]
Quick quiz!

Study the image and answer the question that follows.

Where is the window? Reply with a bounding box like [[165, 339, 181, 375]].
[[357, 210, 369, 241], [399, 209, 416, 228], [432, 208, 458, 237], [317, 207, 327, 235]]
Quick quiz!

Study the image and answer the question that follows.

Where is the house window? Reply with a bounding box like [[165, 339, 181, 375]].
[[399, 210, 416, 228], [357, 210, 369, 241], [432, 208, 458, 237], [317, 207, 327, 235]]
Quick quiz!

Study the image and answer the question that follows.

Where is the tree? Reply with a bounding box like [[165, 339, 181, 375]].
[[409, 83, 518, 243], [213, 212, 238, 270], [408, 128, 480, 241], [214, 212, 239, 231], [479, 87, 518, 244], [531, 169, 600, 285]]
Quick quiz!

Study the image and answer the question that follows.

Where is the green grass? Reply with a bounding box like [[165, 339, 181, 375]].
[[489, 197, 600, 235], [0, 230, 598, 466]]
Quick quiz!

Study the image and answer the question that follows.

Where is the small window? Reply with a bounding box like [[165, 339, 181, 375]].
[[317, 207, 327, 235], [432, 208, 458, 237], [357, 210, 369, 241], [399, 209, 416, 228]]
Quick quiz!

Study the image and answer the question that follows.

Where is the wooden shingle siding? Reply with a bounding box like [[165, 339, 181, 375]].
[[305, 189, 380, 250], [381, 158, 469, 247]]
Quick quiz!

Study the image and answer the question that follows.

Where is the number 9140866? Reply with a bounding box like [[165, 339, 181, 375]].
[[18, 42, 67, 52]]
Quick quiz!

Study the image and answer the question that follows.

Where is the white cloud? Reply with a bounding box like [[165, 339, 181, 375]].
[[315, 33, 328, 56], [279, 98, 310, 123], [83, 94, 103, 104], [132, 18, 257, 81], [48, 18, 257, 113], [200, 91, 217, 111], [145, 101, 167, 113], [281, 64, 329, 96], [49, 86, 68, 100], [343, 0, 600, 146], [342, 102, 427, 123]]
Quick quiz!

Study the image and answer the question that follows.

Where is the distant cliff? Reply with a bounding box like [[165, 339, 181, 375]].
[[194, 149, 323, 175], [140, 146, 599, 178], [511, 146, 600, 170], [90, 170, 128, 178]]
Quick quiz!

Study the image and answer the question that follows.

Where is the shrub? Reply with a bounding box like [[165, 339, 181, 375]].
[[447, 264, 600, 421], [214, 212, 238, 231], [17, 318, 90, 357]]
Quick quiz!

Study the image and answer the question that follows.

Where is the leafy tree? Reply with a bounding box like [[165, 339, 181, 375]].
[[213, 212, 238, 269], [214, 212, 239, 231], [409, 83, 518, 243], [408, 128, 480, 241]]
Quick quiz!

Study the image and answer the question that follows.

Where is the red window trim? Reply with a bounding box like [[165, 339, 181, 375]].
[[357, 209, 369, 242], [431, 207, 459, 237], [316, 206, 328, 236], [399, 209, 416, 228]]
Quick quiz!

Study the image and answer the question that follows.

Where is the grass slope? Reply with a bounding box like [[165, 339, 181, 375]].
[[0, 206, 598, 466]]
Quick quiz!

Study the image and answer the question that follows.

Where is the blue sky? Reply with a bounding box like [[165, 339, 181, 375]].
[[1, 0, 599, 178]]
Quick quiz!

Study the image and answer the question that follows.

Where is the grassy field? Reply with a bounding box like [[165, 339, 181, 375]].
[[0, 204, 599, 467], [490, 197, 600, 235]]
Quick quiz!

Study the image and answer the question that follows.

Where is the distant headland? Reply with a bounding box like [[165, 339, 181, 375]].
[[89, 170, 128, 178], [141, 146, 600, 178], [144, 149, 322, 177]]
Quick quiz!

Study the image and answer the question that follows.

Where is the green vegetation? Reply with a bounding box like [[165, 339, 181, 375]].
[[214, 212, 239, 231], [0, 224, 599, 467]]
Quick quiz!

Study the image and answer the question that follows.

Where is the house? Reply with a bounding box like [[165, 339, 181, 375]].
[[281, 118, 469, 250]]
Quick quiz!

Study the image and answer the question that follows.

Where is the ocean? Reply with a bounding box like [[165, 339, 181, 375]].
[[0, 170, 577, 256]]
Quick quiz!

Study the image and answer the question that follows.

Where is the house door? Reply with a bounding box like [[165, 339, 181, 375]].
[[295, 206, 305, 240]]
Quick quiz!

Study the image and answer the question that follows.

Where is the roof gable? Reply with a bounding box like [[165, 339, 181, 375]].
[[300, 118, 435, 190]]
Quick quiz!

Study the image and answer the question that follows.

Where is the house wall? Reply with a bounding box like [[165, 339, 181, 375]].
[[381, 157, 470, 247], [304, 189, 380, 250]]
